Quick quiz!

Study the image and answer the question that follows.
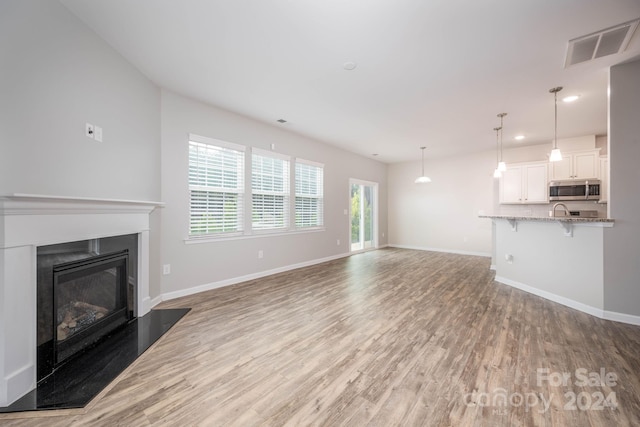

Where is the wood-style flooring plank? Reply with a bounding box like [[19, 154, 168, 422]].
[[3, 248, 640, 426]]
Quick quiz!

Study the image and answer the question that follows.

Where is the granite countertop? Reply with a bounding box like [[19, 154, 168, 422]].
[[478, 214, 614, 223]]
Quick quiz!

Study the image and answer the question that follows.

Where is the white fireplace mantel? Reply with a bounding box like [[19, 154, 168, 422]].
[[0, 194, 163, 407]]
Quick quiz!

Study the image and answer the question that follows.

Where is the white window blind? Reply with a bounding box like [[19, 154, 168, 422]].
[[251, 150, 290, 230], [188, 137, 245, 236], [295, 160, 324, 228]]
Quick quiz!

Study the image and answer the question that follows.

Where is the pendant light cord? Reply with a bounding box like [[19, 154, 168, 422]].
[[494, 127, 500, 164], [554, 90, 558, 150], [549, 86, 563, 150], [497, 113, 507, 162]]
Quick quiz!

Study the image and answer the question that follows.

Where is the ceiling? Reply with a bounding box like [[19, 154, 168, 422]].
[[60, 0, 640, 163]]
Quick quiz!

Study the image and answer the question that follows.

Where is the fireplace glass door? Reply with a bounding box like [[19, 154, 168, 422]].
[[53, 250, 130, 366]]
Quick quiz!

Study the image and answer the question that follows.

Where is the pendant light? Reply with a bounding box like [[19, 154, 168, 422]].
[[493, 127, 502, 178], [549, 86, 563, 162], [497, 113, 507, 172], [414, 147, 431, 183]]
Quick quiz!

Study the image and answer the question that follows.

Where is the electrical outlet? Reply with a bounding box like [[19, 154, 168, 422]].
[[163, 264, 171, 275], [85, 123, 94, 139], [94, 125, 103, 142]]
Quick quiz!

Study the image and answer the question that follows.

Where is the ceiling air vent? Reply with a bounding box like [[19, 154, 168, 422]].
[[565, 19, 640, 67]]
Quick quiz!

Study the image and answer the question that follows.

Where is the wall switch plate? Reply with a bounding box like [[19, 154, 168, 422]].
[[337, 239, 340, 246], [258, 250, 264, 259], [94, 126, 103, 142], [85, 123, 94, 139], [162, 264, 171, 275]]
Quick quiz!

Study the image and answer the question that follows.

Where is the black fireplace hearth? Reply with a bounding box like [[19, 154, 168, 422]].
[[1, 308, 190, 413]]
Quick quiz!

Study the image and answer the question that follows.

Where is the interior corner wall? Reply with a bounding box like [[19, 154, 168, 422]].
[[159, 89, 387, 297], [604, 57, 640, 316], [387, 150, 495, 256], [0, 0, 160, 201]]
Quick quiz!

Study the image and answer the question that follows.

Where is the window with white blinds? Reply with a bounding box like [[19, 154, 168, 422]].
[[252, 150, 290, 230], [188, 136, 245, 236], [295, 160, 324, 228]]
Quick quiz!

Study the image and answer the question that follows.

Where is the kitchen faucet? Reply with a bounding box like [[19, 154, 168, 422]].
[[552, 202, 571, 217]]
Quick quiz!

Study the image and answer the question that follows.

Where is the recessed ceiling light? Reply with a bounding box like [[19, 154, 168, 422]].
[[514, 135, 525, 140], [563, 95, 580, 103], [343, 61, 357, 71]]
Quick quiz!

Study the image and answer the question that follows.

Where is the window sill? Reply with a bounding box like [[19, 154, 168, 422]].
[[184, 227, 325, 244]]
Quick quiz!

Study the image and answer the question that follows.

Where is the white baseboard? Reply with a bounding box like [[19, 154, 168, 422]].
[[149, 295, 163, 309], [140, 296, 152, 316], [2, 363, 35, 407], [495, 275, 606, 319], [603, 310, 640, 326], [496, 275, 640, 326], [155, 251, 352, 304], [388, 244, 491, 258]]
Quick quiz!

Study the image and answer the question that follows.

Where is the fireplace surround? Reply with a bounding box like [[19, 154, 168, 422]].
[[0, 194, 162, 406]]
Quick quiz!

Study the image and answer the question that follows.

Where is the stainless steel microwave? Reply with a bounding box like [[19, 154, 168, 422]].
[[549, 179, 601, 201]]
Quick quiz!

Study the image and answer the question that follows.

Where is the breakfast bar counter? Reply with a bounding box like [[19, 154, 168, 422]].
[[480, 214, 614, 320], [479, 214, 614, 223]]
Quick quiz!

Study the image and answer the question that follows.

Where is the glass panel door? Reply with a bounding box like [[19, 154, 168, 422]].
[[350, 180, 377, 252]]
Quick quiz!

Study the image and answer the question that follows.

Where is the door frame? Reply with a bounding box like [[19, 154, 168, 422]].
[[349, 178, 379, 253]]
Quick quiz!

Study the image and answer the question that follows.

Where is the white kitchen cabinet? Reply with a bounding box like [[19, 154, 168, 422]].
[[549, 149, 600, 180], [499, 162, 549, 204], [599, 156, 608, 203]]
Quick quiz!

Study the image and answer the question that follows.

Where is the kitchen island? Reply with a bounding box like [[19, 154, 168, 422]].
[[480, 214, 614, 319]]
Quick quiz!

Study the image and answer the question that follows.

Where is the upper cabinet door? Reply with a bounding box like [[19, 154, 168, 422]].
[[499, 166, 523, 204], [524, 163, 548, 203], [499, 162, 548, 204], [550, 149, 600, 180], [550, 157, 572, 180], [573, 151, 598, 179]]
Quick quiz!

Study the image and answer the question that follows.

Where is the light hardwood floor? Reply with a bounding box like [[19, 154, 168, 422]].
[[4, 248, 640, 426]]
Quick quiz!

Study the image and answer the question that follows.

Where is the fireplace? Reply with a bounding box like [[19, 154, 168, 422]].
[[37, 235, 137, 381], [0, 194, 161, 407]]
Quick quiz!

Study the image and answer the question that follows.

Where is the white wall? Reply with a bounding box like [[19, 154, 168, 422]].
[[494, 220, 605, 312], [0, 0, 160, 201], [502, 135, 598, 164], [605, 57, 640, 317], [0, 0, 163, 298], [159, 89, 387, 297], [387, 150, 495, 256]]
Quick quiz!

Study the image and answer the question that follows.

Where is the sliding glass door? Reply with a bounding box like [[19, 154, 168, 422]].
[[350, 180, 377, 252]]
